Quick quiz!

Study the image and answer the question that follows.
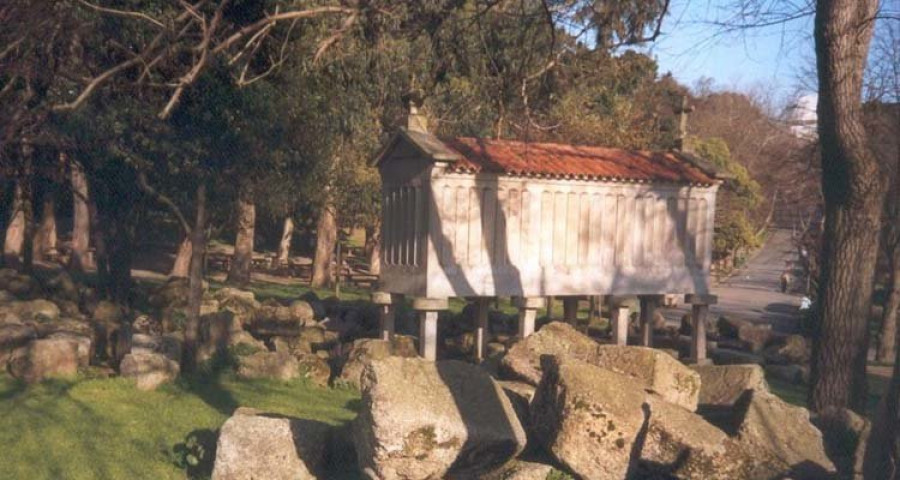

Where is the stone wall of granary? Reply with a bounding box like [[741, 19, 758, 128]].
[[379, 165, 718, 299]]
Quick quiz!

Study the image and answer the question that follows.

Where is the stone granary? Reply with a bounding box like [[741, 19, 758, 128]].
[[372, 108, 723, 362]]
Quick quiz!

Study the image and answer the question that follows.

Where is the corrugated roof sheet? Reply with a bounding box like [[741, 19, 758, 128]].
[[442, 137, 717, 185]]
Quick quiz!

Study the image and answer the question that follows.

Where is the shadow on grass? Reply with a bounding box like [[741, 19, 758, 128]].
[[179, 352, 242, 416], [170, 428, 219, 480]]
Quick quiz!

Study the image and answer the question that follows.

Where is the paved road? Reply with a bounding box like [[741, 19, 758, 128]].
[[666, 229, 806, 332]]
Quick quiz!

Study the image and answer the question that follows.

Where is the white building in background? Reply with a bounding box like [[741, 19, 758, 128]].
[[785, 94, 818, 139]]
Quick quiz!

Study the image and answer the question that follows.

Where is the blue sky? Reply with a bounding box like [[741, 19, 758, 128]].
[[645, 0, 816, 98]]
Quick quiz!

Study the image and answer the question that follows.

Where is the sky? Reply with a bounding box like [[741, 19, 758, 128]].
[[645, 0, 816, 100]]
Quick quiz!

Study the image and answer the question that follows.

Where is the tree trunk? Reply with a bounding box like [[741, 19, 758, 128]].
[[106, 210, 133, 304], [3, 182, 25, 267], [879, 254, 900, 364], [68, 158, 91, 272], [88, 191, 112, 298], [311, 201, 337, 288], [226, 189, 255, 288], [808, 0, 885, 414], [183, 183, 207, 373], [33, 190, 57, 263], [170, 236, 192, 278], [19, 143, 34, 273], [365, 222, 381, 275], [276, 216, 294, 267]]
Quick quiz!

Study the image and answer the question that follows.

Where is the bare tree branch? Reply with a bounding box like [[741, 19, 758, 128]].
[[136, 171, 192, 236], [76, 0, 166, 29], [52, 55, 145, 112], [313, 11, 359, 63], [213, 6, 356, 55]]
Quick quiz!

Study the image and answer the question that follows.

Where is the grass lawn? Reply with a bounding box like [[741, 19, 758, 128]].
[[0, 372, 360, 480], [766, 369, 887, 418]]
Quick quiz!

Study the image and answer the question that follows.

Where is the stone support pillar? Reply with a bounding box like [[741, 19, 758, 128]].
[[474, 298, 490, 361], [638, 295, 664, 347], [372, 291, 397, 341], [608, 297, 630, 346], [513, 297, 546, 338], [563, 297, 579, 325], [412, 297, 448, 361], [686, 294, 717, 365]]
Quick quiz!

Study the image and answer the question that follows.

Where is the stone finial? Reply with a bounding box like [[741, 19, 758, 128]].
[[402, 90, 428, 133], [675, 95, 695, 151]]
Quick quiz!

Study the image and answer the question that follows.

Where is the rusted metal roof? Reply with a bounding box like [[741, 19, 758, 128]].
[[442, 137, 718, 185]]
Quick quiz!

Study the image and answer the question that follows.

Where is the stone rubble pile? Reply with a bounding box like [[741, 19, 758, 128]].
[[0, 273, 844, 479], [210, 320, 840, 479]]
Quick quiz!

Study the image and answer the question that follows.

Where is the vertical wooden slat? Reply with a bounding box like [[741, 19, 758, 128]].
[[404, 187, 412, 266], [523, 190, 535, 266], [603, 193, 617, 267], [382, 190, 392, 266], [415, 186, 427, 266], [677, 195, 689, 266], [686, 196, 698, 266], [455, 186, 468, 266], [633, 195, 645, 267], [439, 186, 452, 266], [553, 191, 567, 266], [655, 196, 667, 267], [588, 194, 602, 265], [667, 196, 679, 265], [696, 199, 709, 268], [566, 192, 580, 266], [704, 195, 716, 269], [578, 193, 590, 264], [483, 188, 498, 266], [615, 194, 627, 268], [468, 187, 482, 266], [507, 188, 520, 266], [540, 190, 553, 267]]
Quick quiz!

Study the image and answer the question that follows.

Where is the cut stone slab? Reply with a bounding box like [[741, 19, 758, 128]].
[[47, 332, 92, 367], [733, 390, 836, 478], [762, 334, 811, 365], [353, 357, 526, 480], [237, 351, 299, 381], [482, 460, 556, 480], [499, 321, 598, 386], [815, 406, 869, 479], [297, 354, 331, 387], [0, 323, 36, 363], [692, 364, 768, 408], [716, 317, 773, 353], [212, 407, 330, 480], [8, 338, 79, 383], [530, 356, 647, 480], [120, 352, 179, 391], [498, 381, 536, 444], [12, 299, 61, 323], [289, 300, 316, 325], [92, 300, 125, 324], [340, 338, 393, 389], [592, 345, 701, 411], [710, 348, 765, 366], [640, 394, 735, 479], [131, 333, 182, 364]]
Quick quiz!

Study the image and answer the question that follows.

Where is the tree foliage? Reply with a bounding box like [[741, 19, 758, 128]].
[[690, 136, 763, 264]]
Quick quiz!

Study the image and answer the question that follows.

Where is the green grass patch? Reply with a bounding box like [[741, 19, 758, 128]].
[[0, 372, 359, 480], [766, 371, 884, 418], [207, 278, 371, 304]]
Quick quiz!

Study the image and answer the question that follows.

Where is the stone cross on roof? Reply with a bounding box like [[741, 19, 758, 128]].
[[675, 95, 695, 151]]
